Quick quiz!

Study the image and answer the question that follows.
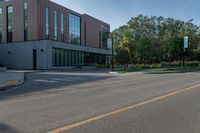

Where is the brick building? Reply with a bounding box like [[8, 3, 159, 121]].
[[0, 0, 112, 69]]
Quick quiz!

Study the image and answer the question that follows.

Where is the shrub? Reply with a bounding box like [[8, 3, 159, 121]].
[[186, 61, 200, 67], [161, 62, 181, 67]]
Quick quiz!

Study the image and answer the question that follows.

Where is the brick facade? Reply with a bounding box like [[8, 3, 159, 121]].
[[0, 0, 110, 49]]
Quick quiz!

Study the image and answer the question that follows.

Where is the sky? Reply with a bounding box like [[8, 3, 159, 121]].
[[51, 0, 200, 31]]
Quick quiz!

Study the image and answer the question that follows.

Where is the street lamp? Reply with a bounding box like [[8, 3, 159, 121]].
[[102, 25, 114, 71], [111, 33, 114, 72], [183, 19, 193, 67], [101, 25, 104, 49], [106, 31, 114, 71]]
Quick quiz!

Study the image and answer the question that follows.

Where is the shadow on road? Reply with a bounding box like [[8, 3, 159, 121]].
[[0, 70, 115, 100], [0, 122, 20, 133]]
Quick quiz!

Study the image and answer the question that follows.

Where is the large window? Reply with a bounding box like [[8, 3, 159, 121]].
[[52, 48, 56, 66], [99, 31, 108, 49], [0, 8, 2, 43], [52, 48, 83, 66], [45, 7, 49, 39], [61, 13, 64, 41], [69, 14, 81, 45], [52, 48, 110, 67], [7, 6, 13, 43], [54, 10, 58, 40], [24, 1, 28, 41]]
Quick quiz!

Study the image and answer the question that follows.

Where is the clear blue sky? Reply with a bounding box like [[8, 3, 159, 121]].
[[51, 0, 200, 31]]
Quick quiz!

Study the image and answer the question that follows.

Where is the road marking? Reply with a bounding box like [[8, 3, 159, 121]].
[[34, 79, 59, 83], [47, 83, 200, 133], [50, 78, 73, 82], [6, 80, 19, 85]]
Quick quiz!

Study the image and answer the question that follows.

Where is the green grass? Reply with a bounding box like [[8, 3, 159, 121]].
[[150, 67, 200, 74], [116, 68, 145, 74], [116, 66, 200, 74]]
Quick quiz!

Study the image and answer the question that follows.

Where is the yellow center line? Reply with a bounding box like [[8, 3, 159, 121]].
[[47, 83, 200, 133]]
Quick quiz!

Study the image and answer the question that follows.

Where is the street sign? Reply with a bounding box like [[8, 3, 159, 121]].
[[107, 38, 112, 49], [184, 36, 188, 49]]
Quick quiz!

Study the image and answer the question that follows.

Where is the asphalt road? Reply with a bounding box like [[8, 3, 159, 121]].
[[0, 70, 200, 133]]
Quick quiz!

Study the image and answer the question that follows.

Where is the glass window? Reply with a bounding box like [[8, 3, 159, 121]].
[[75, 51, 78, 66], [7, 6, 13, 43], [56, 49, 60, 66], [69, 14, 81, 45], [60, 49, 64, 66], [24, 1, 28, 41], [45, 7, 49, 39], [61, 13, 64, 41], [64, 50, 68, 66], [100, 31, 108, 49], [54, 10, 58, 40], [52, 48, 56, 66], [71, 51, 75, 66], [68, 50, 71, 66], [52, 48, 87, 67], [79, 52, 82, 66], [81, 52, 84, 66], [0, 8, 2, 43]]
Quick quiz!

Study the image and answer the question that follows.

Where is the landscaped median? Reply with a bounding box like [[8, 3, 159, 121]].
[[0, 72, 25, 91]]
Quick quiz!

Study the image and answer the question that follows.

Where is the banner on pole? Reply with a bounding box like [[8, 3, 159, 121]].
[[184, 36, 188, 49]]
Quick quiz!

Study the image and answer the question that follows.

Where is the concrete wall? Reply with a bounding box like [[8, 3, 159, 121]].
[[1, 41, 46, 69], [1, 40, 112, 70]]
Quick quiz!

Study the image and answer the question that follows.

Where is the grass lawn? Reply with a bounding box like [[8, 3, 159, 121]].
[[116, 66, 200, 74]]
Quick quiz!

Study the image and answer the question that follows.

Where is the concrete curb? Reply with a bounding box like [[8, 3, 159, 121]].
[[109, 71, 119, 74], [0, 72, 25, 92], [0, 67, 6, 72]]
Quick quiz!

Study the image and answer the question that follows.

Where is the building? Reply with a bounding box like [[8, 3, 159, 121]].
[[0, 0, 112, 70]]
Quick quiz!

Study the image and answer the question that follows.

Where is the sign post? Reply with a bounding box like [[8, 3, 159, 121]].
[[183, 36, 189, 67], [107, 35, 114, 71], [184, 36, 188, 49]]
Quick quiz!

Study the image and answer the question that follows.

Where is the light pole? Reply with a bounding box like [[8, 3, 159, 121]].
[[106, 31, 114, 71], [101, 25, 104, 49], [183, 19, 193, 67], [102, 25, 114, 71], [111, 33, 114, 72]]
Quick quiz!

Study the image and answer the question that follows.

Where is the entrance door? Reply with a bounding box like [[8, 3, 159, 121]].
[[33, 49, 37, 70]]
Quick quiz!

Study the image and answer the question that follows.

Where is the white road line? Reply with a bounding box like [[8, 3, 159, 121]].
[[50, 78, 73, 82], [34, 79, 59, 83]]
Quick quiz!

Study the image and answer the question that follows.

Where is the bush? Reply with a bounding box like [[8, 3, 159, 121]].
[[186, 61, 200, 67], [95, 64, 110, 68], [161, 61, 200, 67], [161, 62, 181, 67], [130, 63, 161, 69]]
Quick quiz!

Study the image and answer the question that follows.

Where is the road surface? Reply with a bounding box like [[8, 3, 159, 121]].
[[0, 70, 200, 133]]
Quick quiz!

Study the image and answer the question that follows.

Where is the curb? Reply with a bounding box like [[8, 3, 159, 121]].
[[109, 71, 119, 74], [0, 72, 25, 92]]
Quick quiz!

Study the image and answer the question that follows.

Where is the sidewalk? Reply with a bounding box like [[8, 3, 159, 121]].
[[0, 72, 24, 91]]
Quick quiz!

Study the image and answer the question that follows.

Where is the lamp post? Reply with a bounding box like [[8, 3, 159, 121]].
[[102, 25, 114, 71], [183, 19, 193, 67], [101, 25, 104, 49], [111, 33, 114, 72], [106, 31, 114, 71]]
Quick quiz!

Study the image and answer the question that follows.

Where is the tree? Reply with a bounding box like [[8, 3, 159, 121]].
[[112, 14, 200, 66]]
